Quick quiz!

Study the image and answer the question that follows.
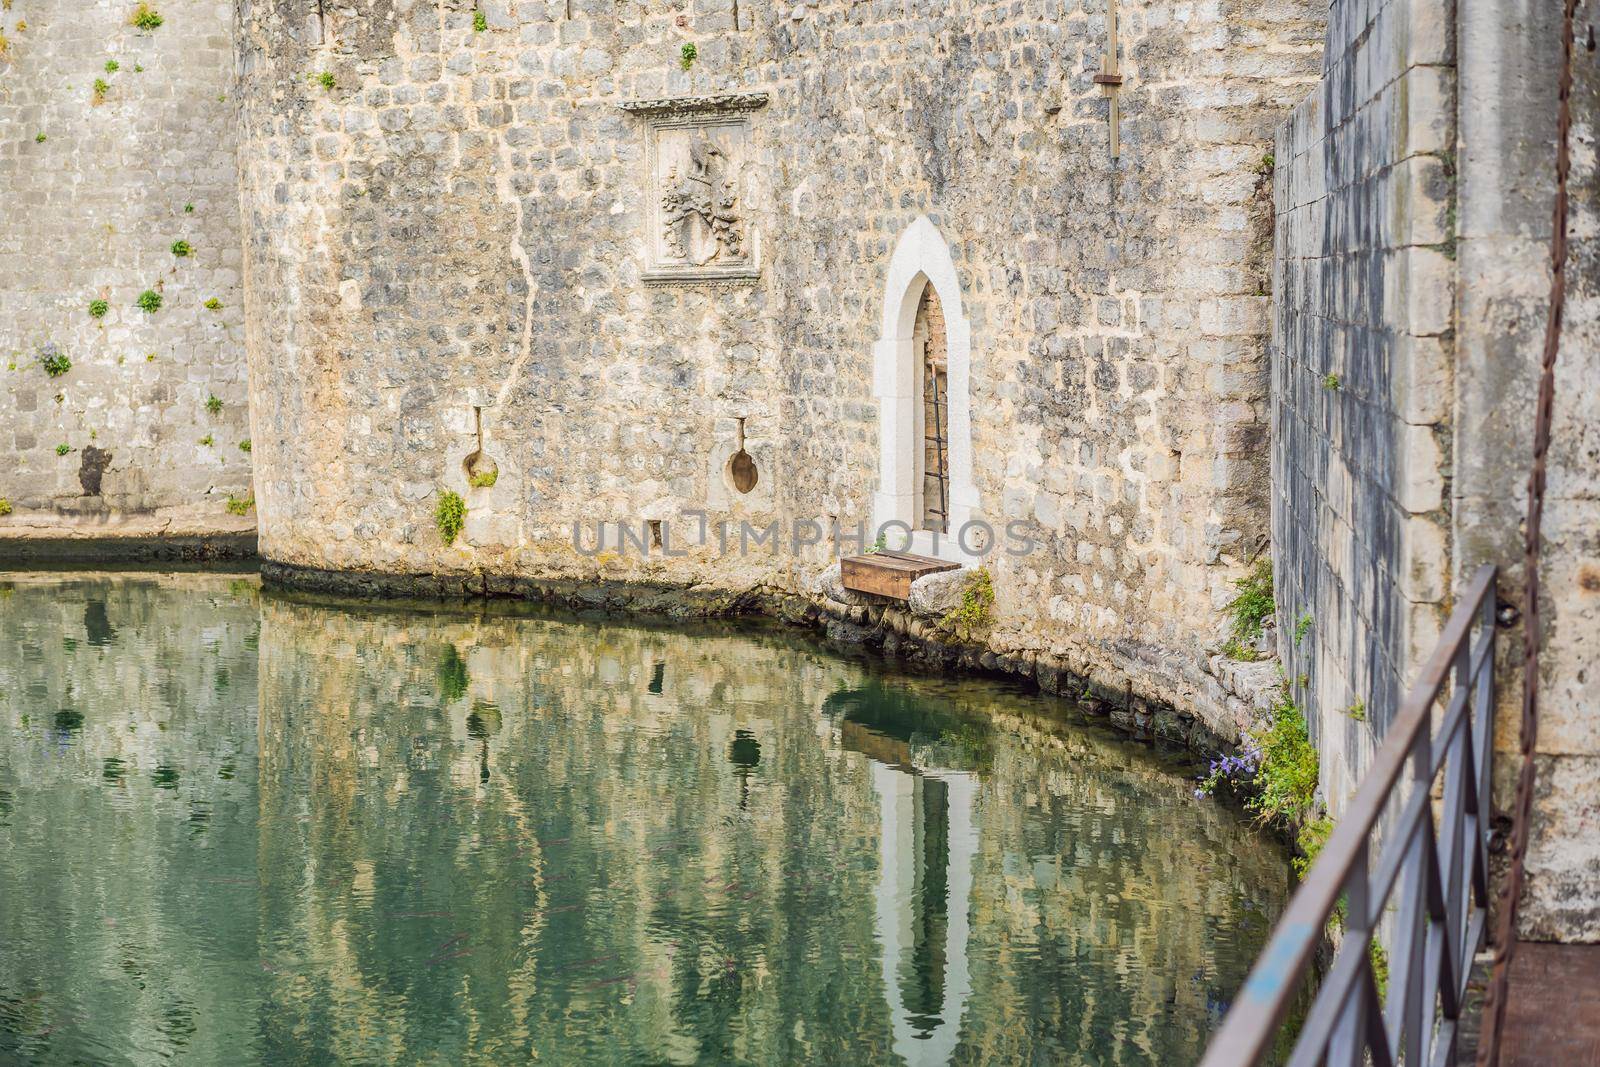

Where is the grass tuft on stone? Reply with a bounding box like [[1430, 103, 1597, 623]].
[[136, 289, 162, 313], [224, 494, 254, 515], [1222, 557, 1273, 659], [435, 490, 466, 545], [37, 343, 70, 378], [943, 567, 995, 640], [88, 299, 109, 319], [130, 2, 162, 30]]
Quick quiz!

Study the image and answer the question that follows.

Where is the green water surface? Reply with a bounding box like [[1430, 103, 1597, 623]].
[[0, 574, 1288, 1066]]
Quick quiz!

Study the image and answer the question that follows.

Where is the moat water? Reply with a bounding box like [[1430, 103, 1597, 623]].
[[0, 572, 1290, 1066]]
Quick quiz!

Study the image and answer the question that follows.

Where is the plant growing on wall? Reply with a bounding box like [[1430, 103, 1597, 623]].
[[35, 132, 46, 143], [92, 78, 110, 104], [473, 9, 488, 31], [435, 490, 466, 545], [238, 440, 251, 452], [1322, 373, 1341, 390], [1197, 691, 1324, 865], [88, 299, 109, 319], [469, 469, 497, 488], [1294, 612, 1313, 646], [0, 499, 12, 516], [204, 297, 221, 310], [1222, 557, 1273, 660], [104, 59, 119, 73], [679, 43, 697, 70], [55, 444, 71, 456], [224, 494, 254, 515], [170, 239, 193, 257], [316, 71, 335, 90], [136, 289, 162, 313], [205, 394, 222, 415], [944, 568, 995, 640], [199, 434, 213, 446], [37, 343, 70, 378], [130, 2, 162, 30]]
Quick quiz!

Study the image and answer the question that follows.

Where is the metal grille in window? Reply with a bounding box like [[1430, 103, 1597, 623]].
[[922, 343, 949, 533]]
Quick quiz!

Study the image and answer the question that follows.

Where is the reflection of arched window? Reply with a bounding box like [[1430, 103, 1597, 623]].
[[827, 682, 979, 1065], [874, 217, 976, 561]]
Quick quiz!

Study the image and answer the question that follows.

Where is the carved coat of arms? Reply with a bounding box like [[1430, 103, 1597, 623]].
[[661, 133, 744, 265], [620, 93, 766, 285]]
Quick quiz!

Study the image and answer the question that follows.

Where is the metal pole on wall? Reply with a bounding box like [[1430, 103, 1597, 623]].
[[1095, 0, 1124, 158], [1476, 0, 1578, 1062]]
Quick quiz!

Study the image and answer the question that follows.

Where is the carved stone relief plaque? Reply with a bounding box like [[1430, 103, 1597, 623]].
[[620, 93, 766, 285]]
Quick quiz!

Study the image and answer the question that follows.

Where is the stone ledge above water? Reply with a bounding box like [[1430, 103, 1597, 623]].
[[260, 556, 1279, 763]]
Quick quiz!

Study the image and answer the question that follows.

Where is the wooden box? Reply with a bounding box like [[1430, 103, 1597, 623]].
[[839, 551, 961, 601]]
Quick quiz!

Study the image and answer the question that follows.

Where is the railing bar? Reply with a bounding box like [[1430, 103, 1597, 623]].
[[1369, 788, 1431, 911], [1438, 907, 1463, 1019], [1422, 916, 1445, 1065], [1428, 684, 1472, 781], [1439, 726, 1470, 1010], [1458, 908, 1488, 1006], [1438, 743, 1468, 903], [1403, 565, 1497, 710], [1420, 807, 1448, 921], [1468, 622, 1493, 682], [1387, 833, 1428, 1061], [1429, 1019, 1458, 1067], [1285, 933, 1374, 1067], [1362, 964, 1397, 1067], [1199, 565, 1496, 1067], [1332, 850, 1373, 1067], [1470, 807, 1492, 906]]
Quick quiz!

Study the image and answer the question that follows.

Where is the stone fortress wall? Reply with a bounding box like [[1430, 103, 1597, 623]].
[[1272, 0, 1600, 941], [0, 0, 253, 551], [1270, 0, 1455, 818], [0, 0, 1590, 945], [235, 0, 1324, 744]]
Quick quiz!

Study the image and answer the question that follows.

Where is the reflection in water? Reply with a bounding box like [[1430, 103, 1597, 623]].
[[0, 575, 1290, 1065], [833, 684, 978, 1065]]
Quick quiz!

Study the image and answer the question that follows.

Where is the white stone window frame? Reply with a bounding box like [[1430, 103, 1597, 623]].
[[873, 216, 978, 563]]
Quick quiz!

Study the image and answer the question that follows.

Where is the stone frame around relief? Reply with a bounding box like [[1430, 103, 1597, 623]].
[[619, 93, 767, 286]]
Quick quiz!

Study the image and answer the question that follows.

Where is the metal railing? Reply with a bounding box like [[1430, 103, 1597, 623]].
[[1201, 564, 1499, 1067]]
